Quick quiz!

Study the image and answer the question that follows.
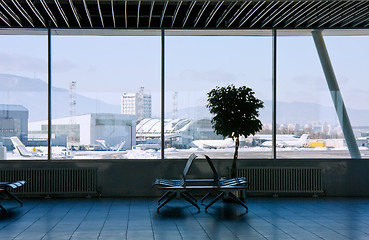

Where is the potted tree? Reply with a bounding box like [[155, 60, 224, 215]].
[[207, 84, 264, 178]]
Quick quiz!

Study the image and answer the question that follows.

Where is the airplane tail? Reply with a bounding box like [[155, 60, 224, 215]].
[[10, 136, 34, 157], [114, 141, 126, 151], [297, 134, 309, 145]]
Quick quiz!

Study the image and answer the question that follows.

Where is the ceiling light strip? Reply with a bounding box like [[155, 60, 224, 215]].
[[249, 1, 279, 28], [0, 0, 22, 26], [97, 0, 104, 27], [25, 0, 46, 27], [171, 1, 182, 28], [0, 10, 10, 26], [307, 1, 347, 28], [329, 1, 367, 27], [238, 1, 265, 28], [204, 1, 223, 28], [40, 0, 57, 27], [226, 1, 250, 28], [160, 1, 168, 28], [216, 1, 238, 28], [137, 0, 141, 28], [82, 0, 93, 27], [149, 1, 154, 28], [261, 1, 292, 28], [11, 0, 34, 27], [182, 1, 196, 27], [69, 0, 81, 27], [294, 1, 336, 27], [54, 0, 69, 27], [316, 1, 352, 28], [283, 1, 320, 28], [111, 0, 115, 28], [193, 1, 210, 27], [272, 0, 305, 28]]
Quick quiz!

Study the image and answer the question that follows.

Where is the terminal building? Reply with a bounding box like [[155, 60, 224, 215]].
[[121, 88, 152, 121], [0, 104, 28, 150], [29, 113, 136, 150]]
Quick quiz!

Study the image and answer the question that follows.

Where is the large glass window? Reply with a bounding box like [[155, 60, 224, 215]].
[[165, 33, 272, 159], [277, 33, 350, 158], [325, 34, 369, 158], [0, 34, 48, 160], [50, 31, 160, 159]]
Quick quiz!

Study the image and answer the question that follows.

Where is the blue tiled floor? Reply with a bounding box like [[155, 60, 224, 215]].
[[1, 197, 369, 239]]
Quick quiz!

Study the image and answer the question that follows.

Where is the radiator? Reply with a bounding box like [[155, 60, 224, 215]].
[[238, 167, 323, 195], [0, 168, 97, 195]]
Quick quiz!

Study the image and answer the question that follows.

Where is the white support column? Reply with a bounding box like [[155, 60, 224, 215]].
[[312, 30, 361, 159]]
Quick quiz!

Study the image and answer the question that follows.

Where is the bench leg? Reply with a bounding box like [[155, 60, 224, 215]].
[[181, 192, 200, 212], [4, 190, 23, 207], [229, 192, 248, 212], [205, 192, 224, 212], [0, 203, 7, 214], [157, 192, 176, 213], [158, 191, 171, 205], [200, 192, 211, 204], [182, 192, 197, 203]]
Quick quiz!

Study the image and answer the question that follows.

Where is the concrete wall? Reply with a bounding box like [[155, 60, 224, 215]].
[[0, 158, 368, 197]]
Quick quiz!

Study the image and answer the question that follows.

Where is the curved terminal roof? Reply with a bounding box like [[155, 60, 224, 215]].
[[0, 1, 368, 31], [137, 118, 192, 135]]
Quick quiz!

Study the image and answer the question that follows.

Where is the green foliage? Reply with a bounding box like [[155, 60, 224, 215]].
[[207, 85, 264, 140]]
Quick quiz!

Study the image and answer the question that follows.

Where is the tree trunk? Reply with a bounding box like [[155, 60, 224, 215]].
[[231, 136, 239, 178]]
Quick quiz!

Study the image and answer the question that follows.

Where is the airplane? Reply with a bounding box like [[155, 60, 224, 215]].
[[10, 136, 73, 159], [191, 138, 235, 149], [261, 134, 309, 148]]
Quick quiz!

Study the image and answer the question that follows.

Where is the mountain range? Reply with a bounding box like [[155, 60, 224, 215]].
[[1, 74, 368, 126]]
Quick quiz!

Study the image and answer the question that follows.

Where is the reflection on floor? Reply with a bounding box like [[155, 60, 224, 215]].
[[0, 197, 368, 239]]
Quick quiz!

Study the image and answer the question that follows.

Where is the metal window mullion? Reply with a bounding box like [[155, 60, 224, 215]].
[[238, 1, 265, 28], [48, 28, 52, 162], [216, 1, 237, 28], [83, 0, 93, 27], [226, 1, 250, 28], [194, 1, 210, 27], [249, 1, 279, 28], [160, 1, 168, 28], [182, 1, 196, 27], [171, 1, 182, 28], [11, 0, 34, 27], [53, 0, 69, 27], [25, 0, 46, 27], [261, 1, 293, 28], [272, 29, 277, 160], [161, 29, 165, 161], [0, 0, 22, 26], [204, 1, 223, 28]]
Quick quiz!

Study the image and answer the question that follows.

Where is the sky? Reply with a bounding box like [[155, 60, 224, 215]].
[[0, 32, 369, 121]]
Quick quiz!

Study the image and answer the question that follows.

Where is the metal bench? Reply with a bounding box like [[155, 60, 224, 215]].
[[153, 153, 200, 212], [0, 180, 26, 214], [200, 155, 248, 212]]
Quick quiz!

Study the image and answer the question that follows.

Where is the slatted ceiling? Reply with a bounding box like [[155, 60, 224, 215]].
[[0, 1, 369, 29]]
